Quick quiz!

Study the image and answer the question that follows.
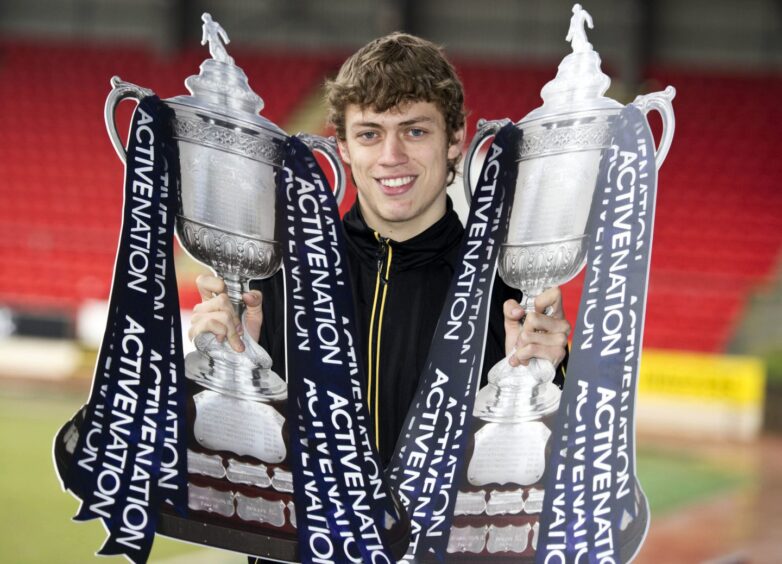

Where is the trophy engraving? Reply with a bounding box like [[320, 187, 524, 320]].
[[189, 484, 235, 517], [524, 487, 545, 514], [460, 4, 675, 560], [455, 491, 488, 515], [103, 13, 346, 557], [468, 422, 551, 486], [486, 524, 531, 554], [236, 494, 287, 528], [226, 459, 272, 487], [447, 525, 489, 554], [193, 390, 286, 463], [486, 489, 525, 516], [271, 468, 294, 493], [188, 450, 227, 479]]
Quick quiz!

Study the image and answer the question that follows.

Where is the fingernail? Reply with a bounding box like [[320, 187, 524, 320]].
[[512, 307, 523, 317]]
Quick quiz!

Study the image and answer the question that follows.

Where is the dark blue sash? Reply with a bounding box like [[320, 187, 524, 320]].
[[386, 124, 521, 561], [61, 96, 188, 563], [536, 104, 656, 563], [277, 136, 401, 563]]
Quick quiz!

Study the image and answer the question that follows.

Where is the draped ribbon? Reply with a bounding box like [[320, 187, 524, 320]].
[[386, 123, 522, 561], [277, 136, 402, 563], [58, 96, 188, 563], [536, 104, 656, 563]]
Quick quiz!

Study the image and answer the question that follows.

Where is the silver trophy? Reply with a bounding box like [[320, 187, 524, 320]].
[[102, 14, 346, 542], [104, 14, 345, 404], [451, 4, 675, 558]]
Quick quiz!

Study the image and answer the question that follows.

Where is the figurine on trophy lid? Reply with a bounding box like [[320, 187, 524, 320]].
[[449, 4, 676, 560], [103, 12, 346, 553]]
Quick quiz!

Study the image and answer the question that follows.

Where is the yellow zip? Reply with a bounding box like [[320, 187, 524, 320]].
[[367, 232, 392, 449]]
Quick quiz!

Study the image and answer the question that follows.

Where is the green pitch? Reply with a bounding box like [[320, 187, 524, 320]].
[[0, 387, 749, 562]]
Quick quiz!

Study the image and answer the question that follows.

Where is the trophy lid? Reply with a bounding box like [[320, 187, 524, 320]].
[[168, 13, 286, 137], [521, 3, 621, 124]]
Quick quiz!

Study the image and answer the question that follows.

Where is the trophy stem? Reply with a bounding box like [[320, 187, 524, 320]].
[[221, 273, 246, 319]]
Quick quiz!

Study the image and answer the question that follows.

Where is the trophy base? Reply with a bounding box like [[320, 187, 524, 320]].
[[473, 358, 560, 423], [185, 349, 287, 402], [53, 390, 412, 562]]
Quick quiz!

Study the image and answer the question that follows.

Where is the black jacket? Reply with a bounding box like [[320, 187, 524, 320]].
[[255, 199, 537, 466]]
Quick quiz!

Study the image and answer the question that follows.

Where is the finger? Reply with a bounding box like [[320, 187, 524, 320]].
[[193, 293, 241, 330], [521, 312, 571, 337], [503, 299, 524, 355], [534, 286, 564, 319], [190, 309, 244, 351], [516, 325, 569, 350], [512, 342, 568, 368], [242, 290, 264, 343], [205, 316, 244, 352], [196, 274, 226, 302]]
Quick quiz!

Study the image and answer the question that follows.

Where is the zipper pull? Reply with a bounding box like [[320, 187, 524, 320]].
[[375, 233, 390, 284]]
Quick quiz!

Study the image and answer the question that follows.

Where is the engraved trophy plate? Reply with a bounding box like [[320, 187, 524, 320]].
[[226, 458, 272, 487], [188, 484, 235, 517], [468, 422, 551, 486], [271, 467, 294, 493], [193, 390, 286, 463], [486, 488, 525, 515], [524, 487, 545, 514], [486, 523, 531, 554], [236, 493, 287, 527], [188, 449, 227, 479], [288, 501, 297, 529], [446, 525, 488, 554], [532, 521, 540, 551], [454, 490, 488, 516]]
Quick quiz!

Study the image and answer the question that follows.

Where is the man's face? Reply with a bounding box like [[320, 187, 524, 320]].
[[337, 101, 463, 241]]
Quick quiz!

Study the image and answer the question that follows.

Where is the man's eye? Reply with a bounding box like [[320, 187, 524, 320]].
[[358, 131, 378, 141], [408, 128, 426, 138]]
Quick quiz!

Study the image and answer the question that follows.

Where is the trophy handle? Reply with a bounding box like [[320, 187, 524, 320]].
[[294, 133, 347, 206], [104, 75, 156, 164], [463, 118, 513, 203], [632, 85, 676, 169]]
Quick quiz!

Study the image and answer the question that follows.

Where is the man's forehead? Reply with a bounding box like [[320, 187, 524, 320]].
[[345, 101, 445, 127]]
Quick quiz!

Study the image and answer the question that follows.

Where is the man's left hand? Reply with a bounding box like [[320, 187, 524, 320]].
[[503, 286, 570, 368]]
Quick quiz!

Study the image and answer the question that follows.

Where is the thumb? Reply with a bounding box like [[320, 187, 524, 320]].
[[503, 299, 524, 355], [242, 290, 264, 343]]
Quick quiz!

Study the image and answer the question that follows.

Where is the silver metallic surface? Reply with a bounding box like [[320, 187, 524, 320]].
[[103, 13, 346, 401]]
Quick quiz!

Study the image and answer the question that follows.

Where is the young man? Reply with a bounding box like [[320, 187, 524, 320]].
[[189, 33, 570, 466]]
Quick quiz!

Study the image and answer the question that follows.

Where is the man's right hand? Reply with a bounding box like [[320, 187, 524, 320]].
[[188, 274, 264, 353]]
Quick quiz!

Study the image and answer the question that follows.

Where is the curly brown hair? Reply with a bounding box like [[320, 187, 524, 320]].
[[325, 33, 466, 182]]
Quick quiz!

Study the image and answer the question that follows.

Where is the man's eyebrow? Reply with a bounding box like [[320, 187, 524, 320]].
[[349, 116, 436, 129]]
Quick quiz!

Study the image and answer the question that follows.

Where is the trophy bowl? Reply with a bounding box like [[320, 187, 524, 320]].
[[498, 235, 589, 299]]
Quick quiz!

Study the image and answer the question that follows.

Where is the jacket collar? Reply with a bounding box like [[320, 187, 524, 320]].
[[343, 197, 464, 272]]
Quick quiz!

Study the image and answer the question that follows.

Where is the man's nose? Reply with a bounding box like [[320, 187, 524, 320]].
[[378, 135, 408, 166]]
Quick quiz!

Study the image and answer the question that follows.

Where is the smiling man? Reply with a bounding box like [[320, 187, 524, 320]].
[[191, 32, 570, 466]]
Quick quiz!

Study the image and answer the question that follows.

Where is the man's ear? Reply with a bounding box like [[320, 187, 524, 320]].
[[447, 127, 465, 161], [337, 138, 351, 165]]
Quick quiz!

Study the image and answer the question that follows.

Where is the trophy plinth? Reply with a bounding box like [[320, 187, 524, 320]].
[[181, 378, 297, 535]]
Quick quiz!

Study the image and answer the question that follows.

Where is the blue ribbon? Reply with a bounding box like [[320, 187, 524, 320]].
[[277, 136, 402, 563], [386, 123, 521, 561], [536, 104, 656, 563], [62, 96, 188, 563]]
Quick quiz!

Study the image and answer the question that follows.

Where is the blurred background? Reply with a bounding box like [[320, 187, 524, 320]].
[[1, 0, 781, 562]]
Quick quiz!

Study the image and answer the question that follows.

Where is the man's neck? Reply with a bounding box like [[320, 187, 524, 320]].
[[358, 197, 448, 242]]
